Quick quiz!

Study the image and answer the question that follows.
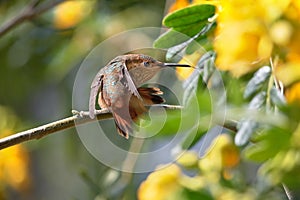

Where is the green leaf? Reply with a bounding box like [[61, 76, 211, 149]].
[[163, 23, 215, 60], [182, 51, 216, 105], [202, 52, 216, 83], [163, 5, 215, 29], [185, 22, 216, 54], [196, 83, 213, 115], [169, 188, 213, 200], [165, 36, 195, 61], [235, 120, 258, 146], [244, 66, 271, 99], [154, 29, 191, 49], [172, 21, 207, 37], [248, 91, 266, 109], [280, 103, 300, 122], [185, 38, 205, 54], [244, 127, 290, 162], [155, 5, 215, 50], [235, 92, 266, 146], [181, 188, 214, 200], [270, 87, 286, 107], [154, 21, 215, 55], [226, 77, 245, 105]]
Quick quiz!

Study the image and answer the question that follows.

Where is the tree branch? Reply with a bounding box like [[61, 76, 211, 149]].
[[0, 105, 182, 150], [0, 0, 63, 37]]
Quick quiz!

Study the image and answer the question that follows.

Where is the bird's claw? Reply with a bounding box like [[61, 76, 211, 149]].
[[71, 110, 85, 117]]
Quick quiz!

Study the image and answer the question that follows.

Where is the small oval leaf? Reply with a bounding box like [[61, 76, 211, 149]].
[[172, 21, 207, 37], [244, 66, 271, 99], [270, 87, 286, 107], [163, 4, 215, 28], [244, 127, 290, 162], [154, 29, 190, 48], [248, 91, 266, 109], [235, 120, 258, 146]]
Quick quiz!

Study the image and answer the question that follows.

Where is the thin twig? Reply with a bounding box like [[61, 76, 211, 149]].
[[283, 184, 293, 200], [0, 0, 63, 37], [0, 105, 182, 150]]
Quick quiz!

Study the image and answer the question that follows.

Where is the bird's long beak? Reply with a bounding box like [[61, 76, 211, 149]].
[[164, 63, 191, 68]]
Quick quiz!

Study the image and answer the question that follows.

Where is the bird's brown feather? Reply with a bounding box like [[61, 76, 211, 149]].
[[112, 87, 165, 138]]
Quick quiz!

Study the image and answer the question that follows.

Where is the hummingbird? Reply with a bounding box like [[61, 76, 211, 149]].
[[89, 54, 190, 139]]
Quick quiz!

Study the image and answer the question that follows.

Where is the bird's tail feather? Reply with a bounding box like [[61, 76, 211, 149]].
[[113, 87, 165, 139]]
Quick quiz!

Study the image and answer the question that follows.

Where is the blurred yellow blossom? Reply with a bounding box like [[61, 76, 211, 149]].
[[168, 0, 190, 12], [213, 0, 300, 77], [259, 0, 291, 23], [168, 0, 300, 79], [285, 82, 300, 104], [275, 25, 300, 86], [213, 1, 275, 77], [221, 143, 240, 180], [198, 134, 239, 181], [168, 0, 221, 15], [176, 150, 198, 168], [221, 142, 240, 169], [0, 142, 31, 192], [285, 0, 300, 21], [0, 107, 31, 196], [176, 50, 203, 80], [270, 20, 293, 46], [179, 175, 206, 191], [138, 164, 181, 200], [217, 188, 256, 200], [54, 1, 93, 29]]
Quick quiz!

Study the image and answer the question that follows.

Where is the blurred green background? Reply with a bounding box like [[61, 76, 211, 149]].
[[3, 1, 300, 199], [0, 0, 172, 199]]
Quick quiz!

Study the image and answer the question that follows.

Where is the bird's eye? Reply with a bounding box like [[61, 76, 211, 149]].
[[143, 61, 150, 67]]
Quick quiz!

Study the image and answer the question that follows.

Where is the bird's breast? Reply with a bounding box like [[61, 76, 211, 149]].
[[129, 67, 161, 86]]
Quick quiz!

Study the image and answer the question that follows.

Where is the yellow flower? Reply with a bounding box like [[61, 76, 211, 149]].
[[217, 188, 256, 200], [0, 142, 31, 191], [198, 134, 239, 180], [270, 20, 293, 46], [176, 50, 203, 80], [275, 26, 300, 86], [221, 143, 240, 169], [285, 82, 300, 104], [213, 0, 275, 77], [53, 1, 92, 29], [212, 0, 300, 77], [221, 143, 240, 180], [179, 175, 206, 191], [0, 106, 31, 195], [138, 164, 181, 200], [176, 151, 198, 167], [168, 0, 190, 13], [167, 0, 300, 78], [285, 0, 300, 21], [259, 0, 291, 23]]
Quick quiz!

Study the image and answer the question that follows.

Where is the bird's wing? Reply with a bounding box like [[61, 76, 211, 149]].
[[120, 62, 142, 100], [112, 87, 165, 139], [89, 72, 104, 119], [112, 110, 132, 139]]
